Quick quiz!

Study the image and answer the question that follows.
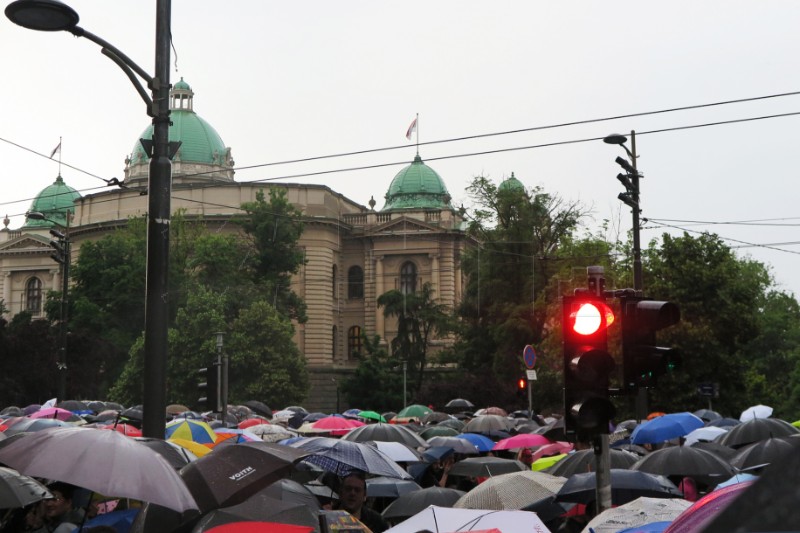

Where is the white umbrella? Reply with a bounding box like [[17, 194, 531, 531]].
[[583, 497, 691, 533], [740, 404, 773, 422], [368, 441, 424, 463], [383, 505, 550, 533], [683, 426, 729, 446]]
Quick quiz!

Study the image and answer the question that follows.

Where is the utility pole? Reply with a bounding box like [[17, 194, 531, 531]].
[[216, 332, 228, 426]]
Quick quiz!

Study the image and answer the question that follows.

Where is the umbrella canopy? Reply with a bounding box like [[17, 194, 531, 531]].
[[426, 436, 479, 455], [56, 400, 90, 412], [556, 469, 681, 506], [739, 404, 773, 422], [459, 433, 496, 453], [584, 497, 692, 533], [454, 469, 566, 511], [382, 487, 466, 519], [247, 424, 297, 443], [342, 423, 429, 449], [358, 410, 387, 423], [631, 413, 704, 445], [382, 505, 550, 533], [728, 437, 798, 471], [289, 437, 412, 479], [395, 404, 434, 422], [683, 426, 728, 446], [262, 478, 323, 509], [0, 426, 198, 512], [462, 415, 514, 435], [30, 407, 82, 422], [242, 401, 273, 418], [3, 417, 71, 436], [238, 417, 270, 430], [419, 426, 461, 439], [662, 481, 753, 533], [421, 412, 452, 425], [308, 416, 364, 436], [165, 419, 218, 445], [532, 454, 568, 472], [546, 448, 639, 477], [631, 446, 736, 486], [0, 466, 52, 508], [444, 398, 475, 410], [437, 418, 466, 432], [135, 437, 198, 470], [367, 441, 424, 463], [367, 476, 422, 498], [692, 409, 722, 423], [448, 457, 528, 478], [688, 441, 737, 461], [190, 494, 319, 533], [100, 423, 143, 437], [180, 441, 310, 513], [705, 417, 741, 428], [492, 433, 550, 451], [715, 417, 800, 449]]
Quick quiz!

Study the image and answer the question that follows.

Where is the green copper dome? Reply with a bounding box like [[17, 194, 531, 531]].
[[382, 155, 452, 211], [22, 175, 80, 229], [498, 173, 525, 192], [127, 79, 231, 170]]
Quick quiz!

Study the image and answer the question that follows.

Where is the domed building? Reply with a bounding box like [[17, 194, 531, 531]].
[[0, 81, 472, 410]]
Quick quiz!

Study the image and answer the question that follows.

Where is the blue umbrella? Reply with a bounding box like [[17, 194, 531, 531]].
[[617, 521, 671, 533], [459, 433, 496, 453], [631, 412, 704, 445], [70, 508, 140, 533]]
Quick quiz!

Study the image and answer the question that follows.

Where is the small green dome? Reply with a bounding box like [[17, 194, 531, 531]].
[[498, 172, 525, 192], [22, 175, 81, 229], [173, 78, 192, 91], [382, 155, 452, 211]]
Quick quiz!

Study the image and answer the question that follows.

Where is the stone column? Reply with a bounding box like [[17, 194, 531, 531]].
[[375, 256, 385, 340]]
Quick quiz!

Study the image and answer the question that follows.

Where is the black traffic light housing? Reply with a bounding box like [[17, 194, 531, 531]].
[[620, 297, 681, 391], [197, 365, 220, 412], [516, 377, 527, 397], [562, 294, 616, 440]]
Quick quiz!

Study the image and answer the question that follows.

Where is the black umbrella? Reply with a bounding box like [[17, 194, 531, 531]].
[[437, 418, 466, 432], [4, 417, 71, 436], [729, 437, 799, 471], [134, 437, 196, 470], [56, 400, 89, 412], [706, 417, 741, 428], [445, 398, 475, 410], [631, 445, 736, 485], [421, 412, 453, 425], [556, 469, 680, 506], [180, 441, 310, 513], [715, 417, 800, 449], [382, 487, 465, 519], [0, 466, 52, 508], [462, 415, 514, 434], [261, 478, 323, 509], [243, 400, 273, 418], [0, 406, 23, 417], [448, 457, 527, 478], [341, 422, 429, 449], [546, 449, 639, 477], [693, 409, 722, 422], [366, 476, 422, 498], [689, 441, 738, 461]]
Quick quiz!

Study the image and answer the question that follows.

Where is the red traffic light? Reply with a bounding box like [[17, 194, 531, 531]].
[[569, 301, 615, 336], [517, 378, 526, 390]]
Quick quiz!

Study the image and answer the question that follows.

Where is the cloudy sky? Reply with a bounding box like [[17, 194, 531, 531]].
[[2, 1, 799, 295]]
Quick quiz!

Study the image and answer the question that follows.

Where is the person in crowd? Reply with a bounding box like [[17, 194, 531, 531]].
[[35, 482, 83, 533], [334, 471, 389, 533], [516, 448, 534, 468], [679, 476, 699, 501]]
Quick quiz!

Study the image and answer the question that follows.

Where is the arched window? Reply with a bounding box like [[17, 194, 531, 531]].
[[25, 277, 42, 314], [348, 266, 364, 299], [400, 262, 417, 295], [348, 326, 363, 358], [332, 326, 338, 358], [332, 265, 338, 299]]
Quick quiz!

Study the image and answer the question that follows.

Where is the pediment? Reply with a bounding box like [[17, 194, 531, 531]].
[[369, 216, 441, 234], [0, 234, 52, 254]]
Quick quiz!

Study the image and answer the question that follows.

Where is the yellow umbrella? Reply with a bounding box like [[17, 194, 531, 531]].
[[168, 437, 212, 458], [532, 453, 568, 471]]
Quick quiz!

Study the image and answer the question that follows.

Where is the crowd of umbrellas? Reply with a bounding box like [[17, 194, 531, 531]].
[[0, 398, 798, 532]]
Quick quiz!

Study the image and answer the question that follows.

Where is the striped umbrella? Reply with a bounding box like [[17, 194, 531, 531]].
[[165, 419, 217, 445]]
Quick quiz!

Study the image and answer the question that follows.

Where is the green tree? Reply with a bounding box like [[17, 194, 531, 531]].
[[340, 335, 403, 412], [378, 282, 452, 393]]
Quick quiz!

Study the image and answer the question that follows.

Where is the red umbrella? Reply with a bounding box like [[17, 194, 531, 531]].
[[310, 416, 364, 436], [663, 481, 753, 533], [100, 424, 143, 437], [492, 433, 551, 451], [238, 418, 270, 429]]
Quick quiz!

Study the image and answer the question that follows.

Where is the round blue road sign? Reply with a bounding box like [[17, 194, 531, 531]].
[[523, 345, 536, 369]]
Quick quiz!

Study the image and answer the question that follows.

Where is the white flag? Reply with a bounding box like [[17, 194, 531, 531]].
[[405, 117, 417, 140], [49, 141, 61, 159]]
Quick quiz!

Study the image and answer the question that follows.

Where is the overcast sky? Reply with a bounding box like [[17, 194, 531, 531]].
[[2, 1, 800, 296]]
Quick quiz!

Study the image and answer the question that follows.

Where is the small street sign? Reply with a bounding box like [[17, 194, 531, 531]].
[[523, 345, 537, 369], [526, 369, 537, 381]]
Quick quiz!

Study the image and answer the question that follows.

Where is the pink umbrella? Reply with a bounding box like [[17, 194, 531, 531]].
[[663, 481, 753, 533], [311, 416, 364, 436], [531, 441, 574, 461], [492, 433, 551, 451], [30, 407, 79, 422]]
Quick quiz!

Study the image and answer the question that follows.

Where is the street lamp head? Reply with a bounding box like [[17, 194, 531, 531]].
[[26, 211, 47, 221], [5, 0, 79, 32], [603, 133, 628, 146]]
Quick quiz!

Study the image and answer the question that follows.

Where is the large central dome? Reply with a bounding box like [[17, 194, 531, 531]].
[[382, 155, 452, 211], [123, 78, 234, 186]]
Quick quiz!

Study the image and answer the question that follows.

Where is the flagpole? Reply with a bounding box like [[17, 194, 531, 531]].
[[415, 113, 419, 156], [57, 136, 62, 176]]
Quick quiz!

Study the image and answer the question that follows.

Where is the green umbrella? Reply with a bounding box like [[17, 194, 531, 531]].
[[358, 411, 387, 423], [396, 404, 433, 422], [420, 426, 460, 439]]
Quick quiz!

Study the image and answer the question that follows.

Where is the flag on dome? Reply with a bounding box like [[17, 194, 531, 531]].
[[406, 117, 418, 140], [49, 141, 61, 159]]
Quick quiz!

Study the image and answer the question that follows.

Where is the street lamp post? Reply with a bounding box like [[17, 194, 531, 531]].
[[6, 0, 174, 438], [27, 211, 70, 401]]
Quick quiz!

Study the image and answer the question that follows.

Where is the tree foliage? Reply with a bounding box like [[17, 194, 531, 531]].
[[340, 335, 404, 412]]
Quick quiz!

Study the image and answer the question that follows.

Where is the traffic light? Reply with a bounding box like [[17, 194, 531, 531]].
[[197, 365, 220, 412], [620, 297, 681, 391], [517, 377, 527, 397], [49, 229, 69, 265], [562, 295, 616, 439]]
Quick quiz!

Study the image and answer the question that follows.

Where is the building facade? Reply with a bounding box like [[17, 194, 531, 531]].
[[0, 80, 473, 410]]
